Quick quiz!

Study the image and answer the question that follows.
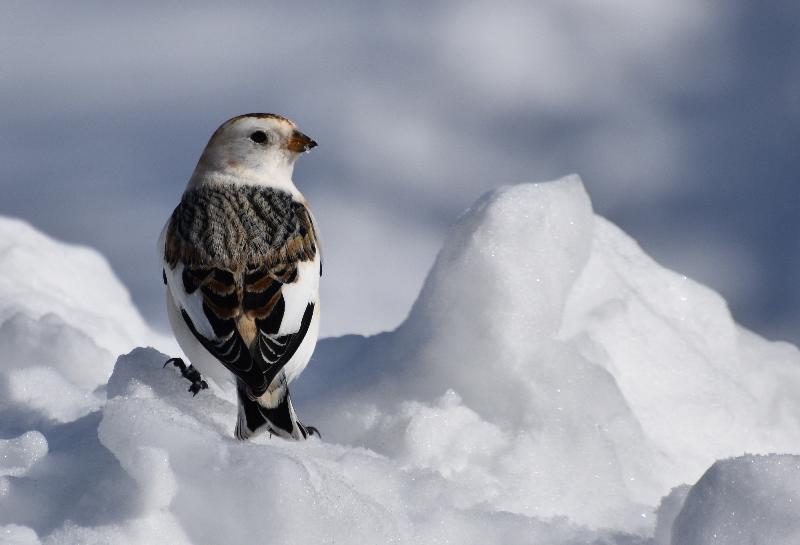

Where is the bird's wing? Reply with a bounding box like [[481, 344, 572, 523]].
[[162, 188, 320, 397]]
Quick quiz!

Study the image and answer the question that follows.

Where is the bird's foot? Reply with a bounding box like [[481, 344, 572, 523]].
[[164, 357, 208, 396]]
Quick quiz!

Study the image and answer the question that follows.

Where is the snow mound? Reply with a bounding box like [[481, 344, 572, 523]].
[[0, 217, 173, 424], [670, 454, 800, 545], [298, 175, 800, 529], [0, 217, 155, 358], [1, 346, 634, 545], [1, 175, 799, 543]]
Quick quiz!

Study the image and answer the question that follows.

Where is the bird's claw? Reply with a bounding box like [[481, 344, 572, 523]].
[[187, 377, 209, 396], [163, 357, 208, 396]]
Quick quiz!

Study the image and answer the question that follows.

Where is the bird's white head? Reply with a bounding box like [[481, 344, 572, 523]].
[[187, 113, 317, 195]]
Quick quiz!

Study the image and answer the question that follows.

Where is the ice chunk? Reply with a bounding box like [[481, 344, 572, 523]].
[[671, 454, 800, 545]]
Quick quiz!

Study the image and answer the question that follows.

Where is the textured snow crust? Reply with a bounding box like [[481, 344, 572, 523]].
[[669, 454, 800, 545], [1, 176, 799, 544]]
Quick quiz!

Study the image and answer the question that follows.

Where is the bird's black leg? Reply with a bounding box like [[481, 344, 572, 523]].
[[164, 357, 208, 396]]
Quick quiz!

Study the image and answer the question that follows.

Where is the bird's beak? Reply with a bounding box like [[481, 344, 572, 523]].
[[285, 130, 318, 153]]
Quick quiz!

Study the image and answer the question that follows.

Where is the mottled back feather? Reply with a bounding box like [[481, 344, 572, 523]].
[[165, 185, 317, 271]]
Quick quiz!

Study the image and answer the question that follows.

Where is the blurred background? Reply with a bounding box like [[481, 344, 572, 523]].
[[1, 1, 798, 342]]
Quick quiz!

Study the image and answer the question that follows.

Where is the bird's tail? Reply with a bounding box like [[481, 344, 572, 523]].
[[234, 379, 310, 440]]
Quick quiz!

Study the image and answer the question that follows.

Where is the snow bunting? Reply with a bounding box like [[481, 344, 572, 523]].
[[159, 113, 321, 440]]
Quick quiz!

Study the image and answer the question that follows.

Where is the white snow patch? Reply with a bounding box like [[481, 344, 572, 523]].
[[0, 217, 163, 358], [0, 525, 40, 545], [3, 366, 102, 423], [0, 313, 113, 391], [0, 176, 798, 543], [0, 431, 47, 477], [0, 216, 175, 425]]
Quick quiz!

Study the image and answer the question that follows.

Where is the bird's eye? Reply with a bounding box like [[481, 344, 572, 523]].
[[249, 131, 268, 144]]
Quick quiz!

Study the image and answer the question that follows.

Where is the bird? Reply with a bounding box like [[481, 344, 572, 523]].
[[158, 113, 322, 440]]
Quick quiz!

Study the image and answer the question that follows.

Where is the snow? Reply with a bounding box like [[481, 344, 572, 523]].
[[0, 217, 174, 425], [1, 175, 799, 544], [0, 218, 161, 360], [0, 525, 40, 545], [670, 454, 800, 545], [653, 485, 691, 545], [0, 432, 47, 478]]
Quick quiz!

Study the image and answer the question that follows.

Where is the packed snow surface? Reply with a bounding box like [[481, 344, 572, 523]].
[[669, 454, 800, 545], [1, 176, 799, 544]]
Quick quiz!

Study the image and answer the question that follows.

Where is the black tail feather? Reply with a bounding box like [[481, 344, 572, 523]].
[[234, 379, 316, 441]]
